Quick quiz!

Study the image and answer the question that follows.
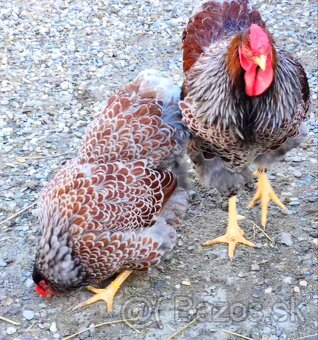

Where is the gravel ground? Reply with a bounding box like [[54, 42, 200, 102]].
[[0, 0, 317, 339]]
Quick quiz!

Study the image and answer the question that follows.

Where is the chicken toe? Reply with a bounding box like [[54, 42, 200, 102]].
[[248, 169, 287, 227], [203, 196, 255, 258], [72, 270, 132, 313]]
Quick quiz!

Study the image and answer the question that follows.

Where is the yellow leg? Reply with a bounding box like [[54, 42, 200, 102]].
[[248, 169, 287, 227], [203, 196, 255, 259], [72, 270, 132, 313]]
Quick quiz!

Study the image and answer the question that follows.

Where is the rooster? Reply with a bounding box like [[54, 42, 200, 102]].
[[32, 70, 189, 312], [180, 0, 310, 258]]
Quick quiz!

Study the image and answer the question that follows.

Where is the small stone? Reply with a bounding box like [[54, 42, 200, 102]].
[[294, 286, 300, 293], [282, 276, 293, 284], [189, 189, 197, 199], [189, 309, 196, 315], [6, 327, 17, 335], [251, 264, 260, 271], [25, 278, 34, 288], [299, 280, 308, 287], [0, 259, 7, 267], [277, 232, 293, 246], [50, 322, 57, 333], [289, 198, 300, 206], [23, 310, 35, 320], [79, 329, 90, 340], [60, 81, 70, 90], [287, 156, 302, 162], [269, 336, 279, 340], [293, 170, 302, 178], [89, 324, 96, 336], [177, 240, 183, 247], [265, 287, 273, 294], [312, 239, 318, 247], [181, 279, 191, 286], [238, 272, 248, 278], [175, 284, 181, 289]]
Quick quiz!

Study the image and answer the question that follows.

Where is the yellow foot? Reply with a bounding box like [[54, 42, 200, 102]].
[[72, 270, 132, 313], [248, 170, 287, 227], [203, 229, 255, 259], [203, 196, 254, 258]]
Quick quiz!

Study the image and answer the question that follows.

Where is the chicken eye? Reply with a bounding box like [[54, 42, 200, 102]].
[[241, 44, 253, 58], [244, 48, 253, 58]]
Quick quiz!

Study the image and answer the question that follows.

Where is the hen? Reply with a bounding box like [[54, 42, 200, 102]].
[[180, 0, 310, 257], [32, 70, 189, 312]]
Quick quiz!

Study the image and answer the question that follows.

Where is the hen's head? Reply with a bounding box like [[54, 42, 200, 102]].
[[32, 233, 85, 298], [229, 24, 275, 97], [32, 266, 59, 297]]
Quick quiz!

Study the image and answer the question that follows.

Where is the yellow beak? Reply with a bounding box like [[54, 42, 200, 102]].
[[254, 54, 267, 71]]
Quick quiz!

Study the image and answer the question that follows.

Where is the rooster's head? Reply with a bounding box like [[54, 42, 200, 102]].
[[229, 24, 275, 97]]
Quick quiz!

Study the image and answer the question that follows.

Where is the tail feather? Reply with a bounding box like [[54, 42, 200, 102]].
[[128, 69, 190, 151]]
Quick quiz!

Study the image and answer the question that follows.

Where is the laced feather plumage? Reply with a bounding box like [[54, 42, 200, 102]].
[[33, 70, 190, 294]]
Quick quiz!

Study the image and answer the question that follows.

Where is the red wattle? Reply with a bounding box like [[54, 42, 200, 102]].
[[244, 62, 274, 96], [35, 284, 51, 297]]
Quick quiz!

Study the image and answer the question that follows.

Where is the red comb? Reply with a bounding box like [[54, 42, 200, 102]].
[[35, 284, 51, 297], [249, 24, 270, 55]]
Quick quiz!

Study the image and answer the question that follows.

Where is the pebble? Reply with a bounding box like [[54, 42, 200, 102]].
[[311, 239, 318, 247], [238, 272, 248, 278], [23, 310, 35, 320], [286, 156, 302, 162], [25, 278, 34, 288], [189, 189, 197, 199], [6, 327, 17, 335], [299, 280, 308, 287], [282, 276, 293, 284], [268, 336, 279, 340], [294, 286, 300, 293], [78, 329, 90, 340], [0, 259, 7, 267], [181, 279, 191, 286], [50, 322, 57, 333], [89, 324, 96, 336], [293, 170, 302, 178], [289, 198, 300, 206], [251, 264, 260, 271], [265, 287, 273, 294], [277, 232, 293, 246], [309, 232, 318, 238]]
